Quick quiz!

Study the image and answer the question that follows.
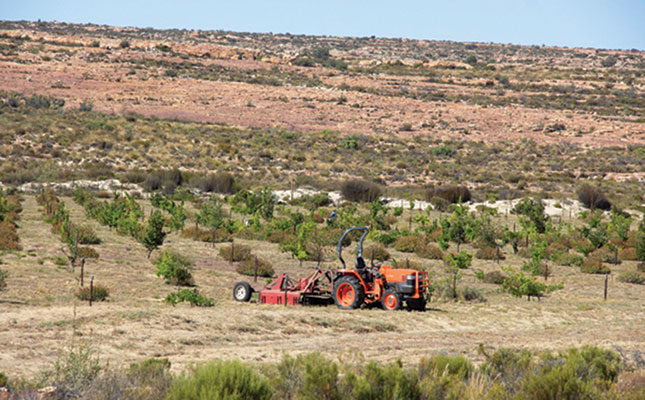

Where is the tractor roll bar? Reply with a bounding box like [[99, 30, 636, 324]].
[[337, 226, 369, 269]]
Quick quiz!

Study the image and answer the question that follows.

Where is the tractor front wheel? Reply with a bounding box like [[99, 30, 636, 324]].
[[334, 276, 364, 309], [382, 289, 402, 311]]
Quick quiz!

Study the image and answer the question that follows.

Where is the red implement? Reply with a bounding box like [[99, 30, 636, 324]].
[[233, 269, 334, 306]]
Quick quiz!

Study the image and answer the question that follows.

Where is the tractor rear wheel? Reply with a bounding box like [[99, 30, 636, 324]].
[[382, 289, 402, 311], [233, 281, 253, 302], [334, 276, 364, 309]]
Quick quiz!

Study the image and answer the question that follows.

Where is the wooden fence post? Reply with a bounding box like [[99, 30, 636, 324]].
[[604, 274, 608, 301], [89, 275, 94, 307], [80, 258, 85, 286]]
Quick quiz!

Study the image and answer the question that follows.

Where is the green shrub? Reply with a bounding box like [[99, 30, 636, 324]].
[[165, 289, 214, 307], [551, 252, 583, 267], [218, 243, 251, 262], [522, 346, 620, 397], [394, 235, 423, 252], [0, 371, 7, 387], [166, 360, 272, 400], [153, 250, 194, 286], [236, 257, 274, 277], [580, 258, 611, 274], [341, 360, 420, 400], [340, 179, 382, 202], [364, 244, 390, 262], [373, 231, 399, 246], [419, 354, 473, 380], [72, 224, 101, 245], [268, 353, 338, 400], [617, 270, 645, 285], [75, 285, 109, 301], [416, 243, 444, 260], [54, 256, 68, 266]]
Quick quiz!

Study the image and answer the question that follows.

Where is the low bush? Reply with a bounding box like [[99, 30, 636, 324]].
[[165, 289, 214, 307], [78, 246, 100, 259], [419, 354, 473, 380], [218, 243, 251, 262], [192, 172, 235, 193], [393, 259, 425, 271], [73, 225, 101, 245], [618, 247, 637, 261], [425, 185, 471, 204], [153, 250, 194, 286], [236, 257, 274, 277], [393, 235, 424, 252], [429, 196, 449, 211], [578, 184, 611, 210], [475, 270, 507, 284], [460, 287, 486, 302], [617, 270, 645, 285], [166, 360, 272, 400], [415, 243, 444, 260], [580, 258, 611, 274], [364, 244, 390, 262], [76, 285, 110, 302], [551, 252, 583, 267], [181, 227, 231, 243], [589, 246, 619, 264], [267, 230, 294, 244], [475, 246, 505, 260], [340, 179, 382, 202]]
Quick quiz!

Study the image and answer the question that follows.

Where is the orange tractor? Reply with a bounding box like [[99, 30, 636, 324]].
[[232, 227, 429, 311], [333, 227, 429, 311]]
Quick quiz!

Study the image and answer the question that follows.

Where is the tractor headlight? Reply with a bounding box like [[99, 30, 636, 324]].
[[406, 274, 416, 281]]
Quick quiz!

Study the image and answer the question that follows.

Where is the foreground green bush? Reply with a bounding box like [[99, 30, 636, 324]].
[[165, 289, 214, 307], [166, 360, 272, 400], [153, 250, 194, 286], [6, 345, 641, 399]]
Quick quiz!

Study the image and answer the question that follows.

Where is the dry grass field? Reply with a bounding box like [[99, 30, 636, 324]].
[[1, 194, 643, 380]]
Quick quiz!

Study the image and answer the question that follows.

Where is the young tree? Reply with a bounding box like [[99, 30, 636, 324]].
[[444, 251, 472, 299], [636, 216, 645, 262], [197, 198, 226, 247], [141, 210, 167, 258], [439, 204, 475, 251]]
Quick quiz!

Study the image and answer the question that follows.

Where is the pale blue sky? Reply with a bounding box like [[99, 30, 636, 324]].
[[2, 1, 644, 50]]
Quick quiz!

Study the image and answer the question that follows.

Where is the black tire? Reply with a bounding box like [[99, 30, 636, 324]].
[[233, 281, 253, 302], [333, 276, 365, 309], [382, 289, 402, 311], [406, 298, 426, 311]]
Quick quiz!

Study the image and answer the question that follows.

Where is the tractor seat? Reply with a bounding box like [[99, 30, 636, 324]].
[[355, 256, 366, 269]]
